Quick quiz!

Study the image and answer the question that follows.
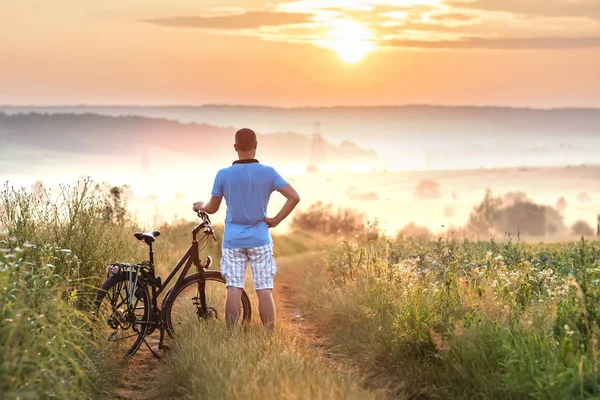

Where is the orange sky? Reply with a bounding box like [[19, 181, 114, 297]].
[[2, 0, 600, 107]]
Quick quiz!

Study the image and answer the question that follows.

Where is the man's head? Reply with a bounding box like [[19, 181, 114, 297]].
[[234, 128, 258, 154]]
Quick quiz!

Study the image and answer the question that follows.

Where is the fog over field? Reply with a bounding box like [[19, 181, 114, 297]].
[[1, 106, 599, 236]]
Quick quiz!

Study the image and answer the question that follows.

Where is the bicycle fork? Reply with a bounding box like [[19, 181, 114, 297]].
[[194, 260, 209, 319]]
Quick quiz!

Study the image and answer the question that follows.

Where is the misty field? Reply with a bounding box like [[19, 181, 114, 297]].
[[2, 180, 599, 400]]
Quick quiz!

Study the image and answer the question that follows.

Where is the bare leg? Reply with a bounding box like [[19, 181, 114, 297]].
[[225, 287, 243, 326], [256, 289, 275, 332]]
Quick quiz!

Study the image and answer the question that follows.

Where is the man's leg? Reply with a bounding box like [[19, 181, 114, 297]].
[[256, 289, 275, 332], [225, 287, 244, 326], [249, 244, 277, 332], [221, 247, 248, 326]]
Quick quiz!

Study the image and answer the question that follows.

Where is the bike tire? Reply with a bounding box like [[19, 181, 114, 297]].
[[94, 272, 151, 357], [165, 271, 251, 335]]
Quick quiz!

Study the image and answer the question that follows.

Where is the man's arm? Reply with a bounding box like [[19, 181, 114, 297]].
[[193, 196, 223, 215], [264, 184, 300, 228]]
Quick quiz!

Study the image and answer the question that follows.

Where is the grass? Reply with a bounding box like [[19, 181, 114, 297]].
[[300, 236, 600, 399], [0, 180, 139, 399], [12, 178, 598, 400], [155, 321, 385, 400]]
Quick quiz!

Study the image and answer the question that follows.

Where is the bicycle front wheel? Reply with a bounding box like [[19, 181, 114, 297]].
[[166, 271, 251, 335]]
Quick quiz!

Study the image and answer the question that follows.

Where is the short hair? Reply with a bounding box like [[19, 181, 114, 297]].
[[235, 128, 257, 151]]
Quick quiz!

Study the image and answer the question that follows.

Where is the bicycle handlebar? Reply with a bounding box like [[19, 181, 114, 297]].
[[195, 210, 217, 241]]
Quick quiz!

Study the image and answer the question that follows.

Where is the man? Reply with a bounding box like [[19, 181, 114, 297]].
[[193, 128, 300, 332]]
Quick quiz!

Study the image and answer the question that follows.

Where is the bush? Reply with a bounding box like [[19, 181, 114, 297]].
[[291, 202, 379, 241], [572, 220, 594, 237]]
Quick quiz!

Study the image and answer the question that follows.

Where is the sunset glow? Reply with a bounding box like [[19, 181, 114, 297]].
[[1, 1, 599, 107], [325, 20, 374, 63]]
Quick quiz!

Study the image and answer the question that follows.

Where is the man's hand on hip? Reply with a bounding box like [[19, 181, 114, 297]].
[[264, 217, 280, 228]]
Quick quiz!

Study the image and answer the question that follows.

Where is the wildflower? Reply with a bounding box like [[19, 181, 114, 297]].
[[564, 324, 574, 336], [494, 255, 504, 262], [485, 251, 493, 261]]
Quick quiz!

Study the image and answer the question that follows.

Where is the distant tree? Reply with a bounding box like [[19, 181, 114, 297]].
[[572, 220, 594, 236], [398, 223, 432, 239], [556, 197, 567, 213], [466, 189, 565, 237], [414, 180, 442, 200], [466, 189, 502, 236], [503, 192, 530, 206]]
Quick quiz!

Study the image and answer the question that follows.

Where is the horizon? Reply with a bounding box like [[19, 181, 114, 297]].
[[3, 103, 600, 111]]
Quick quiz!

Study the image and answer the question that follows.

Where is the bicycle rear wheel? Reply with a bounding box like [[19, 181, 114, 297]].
[[165, 271, 251, 335], [94, 272, 151, 357]]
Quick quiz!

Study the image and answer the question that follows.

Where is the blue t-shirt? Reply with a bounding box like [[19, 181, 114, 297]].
[[211, 161, 288, 249]]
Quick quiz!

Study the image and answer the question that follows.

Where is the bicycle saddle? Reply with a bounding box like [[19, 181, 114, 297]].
[[133, 230, 161, 243]]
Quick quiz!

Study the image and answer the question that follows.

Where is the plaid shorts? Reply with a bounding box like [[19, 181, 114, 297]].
[[220, 244, 277, 290]]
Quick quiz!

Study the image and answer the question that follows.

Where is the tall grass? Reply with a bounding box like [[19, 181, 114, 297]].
[[302, 237, 600, 399], [155, 319, 384, 400], [0, 179, 139, 398]]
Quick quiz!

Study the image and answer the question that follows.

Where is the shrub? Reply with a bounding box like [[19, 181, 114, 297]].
[[291, 202, 379, 241], [572, 220, 594, 237]]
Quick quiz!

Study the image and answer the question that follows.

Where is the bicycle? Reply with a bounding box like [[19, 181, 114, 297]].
[[94, 210, 252, 358]]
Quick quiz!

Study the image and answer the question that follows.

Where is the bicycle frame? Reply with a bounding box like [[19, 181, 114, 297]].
[[129, 221, 213, 330]]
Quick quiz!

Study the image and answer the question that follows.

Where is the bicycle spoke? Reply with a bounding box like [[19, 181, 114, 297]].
[[95, 273, 150, 357]]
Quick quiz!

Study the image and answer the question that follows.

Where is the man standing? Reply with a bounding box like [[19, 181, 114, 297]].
[[193, 128, 300, 332]]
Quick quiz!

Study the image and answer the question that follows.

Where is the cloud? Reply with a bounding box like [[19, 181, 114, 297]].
[[429, 12, 478, 22], [447, 0, 600, 19], [143, 11, 313, 30], [386, 36, 600, 49]]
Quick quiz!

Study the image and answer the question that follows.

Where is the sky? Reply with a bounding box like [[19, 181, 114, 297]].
[[1, 0, 600, 108]]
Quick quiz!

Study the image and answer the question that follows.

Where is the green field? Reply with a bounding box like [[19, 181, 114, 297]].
[[1, 180, 599, 399]]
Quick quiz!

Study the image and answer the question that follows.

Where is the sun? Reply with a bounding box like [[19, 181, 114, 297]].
[[327, 20, 374, 63]]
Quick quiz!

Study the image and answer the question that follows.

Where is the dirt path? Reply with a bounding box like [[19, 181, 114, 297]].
[[274, 251, 338, 359], [102, 336, 162, 400]]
